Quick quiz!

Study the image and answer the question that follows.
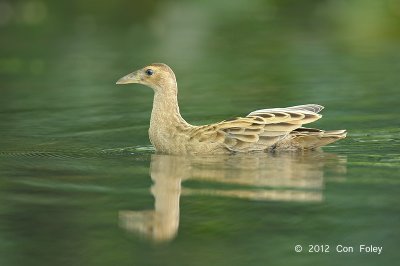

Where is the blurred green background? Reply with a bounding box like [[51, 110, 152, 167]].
[[1, 0, 400, 265]]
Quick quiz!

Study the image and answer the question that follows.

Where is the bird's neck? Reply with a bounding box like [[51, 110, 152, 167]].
[[150, 89, 190, 132]]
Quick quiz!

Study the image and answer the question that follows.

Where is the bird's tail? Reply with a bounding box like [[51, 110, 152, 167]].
[[276, 128, 347, 150]]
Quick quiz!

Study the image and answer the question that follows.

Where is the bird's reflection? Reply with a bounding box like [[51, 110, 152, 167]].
[[119, 152, 346, 242]]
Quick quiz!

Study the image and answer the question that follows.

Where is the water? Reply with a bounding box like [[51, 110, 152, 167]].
[[1, 0, 399, 265]]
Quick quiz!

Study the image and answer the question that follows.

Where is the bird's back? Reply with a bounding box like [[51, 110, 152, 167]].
[[184, 104, 346, 154]]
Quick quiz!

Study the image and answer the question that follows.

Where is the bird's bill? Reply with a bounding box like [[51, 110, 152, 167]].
[[116, 71, 140, 85]]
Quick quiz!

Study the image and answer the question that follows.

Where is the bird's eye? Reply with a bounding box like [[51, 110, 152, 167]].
[[145, 69, 154, 76]]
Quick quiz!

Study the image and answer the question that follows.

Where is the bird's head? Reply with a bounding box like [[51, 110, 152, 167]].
[[116, 63, 177, 93]]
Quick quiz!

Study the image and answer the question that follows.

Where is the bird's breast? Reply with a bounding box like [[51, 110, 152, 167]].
[[149, 124, 190, 154]]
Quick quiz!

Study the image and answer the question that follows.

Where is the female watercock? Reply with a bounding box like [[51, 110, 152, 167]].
[[116, 63, 346, 154]]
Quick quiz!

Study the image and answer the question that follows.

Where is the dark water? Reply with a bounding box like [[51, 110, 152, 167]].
[[1, 0, 400, 265]]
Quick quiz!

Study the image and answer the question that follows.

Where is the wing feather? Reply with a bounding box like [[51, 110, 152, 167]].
[[190, 104, 325, 152]]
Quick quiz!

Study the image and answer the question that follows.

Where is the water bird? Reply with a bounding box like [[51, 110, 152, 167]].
[[116, 63, 346, 154]]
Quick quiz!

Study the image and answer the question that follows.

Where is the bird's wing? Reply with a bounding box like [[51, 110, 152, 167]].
[[248, 104, 324, 117], [190, 104, 324, 152]]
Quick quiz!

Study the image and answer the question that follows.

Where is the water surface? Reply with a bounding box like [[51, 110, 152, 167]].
[[1, 0, 399, 265]]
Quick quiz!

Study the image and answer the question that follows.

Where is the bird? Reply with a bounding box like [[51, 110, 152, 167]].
[[116, 63, 346, 155]]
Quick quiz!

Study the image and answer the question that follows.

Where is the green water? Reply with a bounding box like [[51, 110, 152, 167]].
[[1, 0, 400, 265]]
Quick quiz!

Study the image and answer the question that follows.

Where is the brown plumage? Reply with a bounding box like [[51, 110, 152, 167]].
[[116, 63, 346, 154]]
